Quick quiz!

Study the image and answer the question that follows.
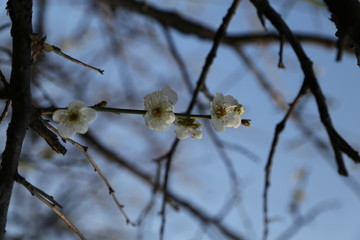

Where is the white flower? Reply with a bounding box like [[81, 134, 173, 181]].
[[144, 86, 177, 132], [210, 93, 245, 132], [174, 118, 202, 139], [52, 100, 97, 138]]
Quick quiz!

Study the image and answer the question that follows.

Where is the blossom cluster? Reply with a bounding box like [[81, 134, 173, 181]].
[[143, 87, 245, 139], [52, 87, 246, 140]]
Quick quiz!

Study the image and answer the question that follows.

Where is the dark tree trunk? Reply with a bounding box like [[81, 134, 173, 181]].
[[0, 1, 33, 239]]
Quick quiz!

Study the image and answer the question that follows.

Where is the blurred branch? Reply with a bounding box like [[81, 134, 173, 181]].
[[275, 201, 340, 240], [162, 25, 193, 92], [98, 0, 346, 52], [83, 131, 245, 240]]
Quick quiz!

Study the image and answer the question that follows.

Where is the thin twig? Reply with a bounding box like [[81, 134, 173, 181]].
[[83, 131, 245, 240], [42, 105, 251, 124], [159, 139, 179, 240], [162, 13, 256, 237], [45, 43, 104, 74], [186, 0, 242, 114], [263, 83, 307, 240], [15, 173, 62, 208], [15, 174, 87, 240], [159, 1, 242, 239], [278, 33, 285, 69], [0, 99, 11, 124], [67, 139, 136, 226], [43, 121, 135, 226]]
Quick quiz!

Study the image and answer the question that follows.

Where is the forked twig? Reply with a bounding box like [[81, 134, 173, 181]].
[[30, 34, 104, 74], [15, 174, 87, 240], [43, 120, 135, 226], [250, 0, 360, 176]]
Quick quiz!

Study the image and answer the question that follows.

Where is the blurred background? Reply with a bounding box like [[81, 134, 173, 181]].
[[1, 0, 360, 239]]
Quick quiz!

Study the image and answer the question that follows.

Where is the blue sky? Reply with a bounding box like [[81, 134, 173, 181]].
[[1, 0, 360, 239]]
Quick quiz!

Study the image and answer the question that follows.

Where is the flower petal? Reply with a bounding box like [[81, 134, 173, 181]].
[[211, 118, 226, 132], [226, 114, 241, 128], [80, 107, 97, 123], [191, 128, 202, 139], [145, 113, 171, 131], [212, 93, 224, 106], [73, 121, 89, 134], [175, 127, 189, 139], [58, 123, 76, 138], [68, 100, 86, 111], [144, 88, 176, 132], [161, 86, 178, 105], [223, 95, 238, 105], [52, 109, 69, 123]]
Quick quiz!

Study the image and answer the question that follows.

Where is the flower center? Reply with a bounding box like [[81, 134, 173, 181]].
[[151, 107, 162, 118], [68, 111, 80, 121], [215, 105, 226, 119]]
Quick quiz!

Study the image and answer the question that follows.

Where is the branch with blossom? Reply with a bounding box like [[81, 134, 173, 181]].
[[43, 87, 250, 140]]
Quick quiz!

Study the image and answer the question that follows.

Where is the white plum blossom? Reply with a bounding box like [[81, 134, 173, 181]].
[[144, 86, 177, 132], [210, 93, 245, 132], [52, 100, 97, 138], [174, 118, 202, 139]]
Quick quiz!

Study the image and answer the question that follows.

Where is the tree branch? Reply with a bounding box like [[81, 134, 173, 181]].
[[0, 1, 33, 239], [322, 0, 360, 64], [249, 0, 360, 176], [98, 0, 346, 52]]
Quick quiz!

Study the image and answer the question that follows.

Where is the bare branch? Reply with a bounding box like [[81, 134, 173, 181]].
[[15, 174, 88, 240], [263, 83, 307, 240], [43, 121, 136, 226], [249, 0, 360, 176]]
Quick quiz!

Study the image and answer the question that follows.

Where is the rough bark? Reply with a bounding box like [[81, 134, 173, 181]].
[[0, 1, 32, 239]]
